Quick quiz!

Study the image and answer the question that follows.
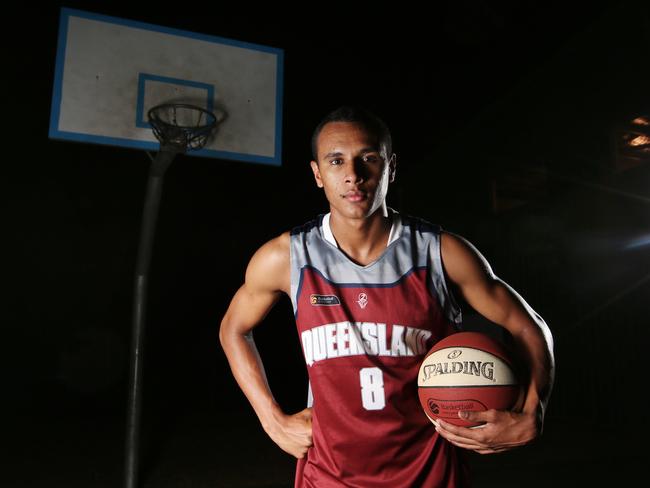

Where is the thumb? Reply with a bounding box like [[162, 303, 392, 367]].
[[300, 407, 313, 421], [458, 410, 488, 423]]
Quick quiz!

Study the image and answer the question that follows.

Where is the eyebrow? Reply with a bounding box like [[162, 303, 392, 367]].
[[322, 147, 380, 159]]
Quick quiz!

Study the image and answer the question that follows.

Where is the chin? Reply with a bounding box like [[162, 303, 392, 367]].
[[331, 196, 380, 218], [347, 206, 376, 220]]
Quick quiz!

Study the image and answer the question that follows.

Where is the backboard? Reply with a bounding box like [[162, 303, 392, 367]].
[[49, 8, 284, 165]]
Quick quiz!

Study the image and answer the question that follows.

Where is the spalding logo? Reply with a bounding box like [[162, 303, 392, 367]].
[[422, 361, 495, 382], [447, 349, 462, 359]]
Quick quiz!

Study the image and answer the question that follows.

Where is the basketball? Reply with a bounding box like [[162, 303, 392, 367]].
[[417, 332, 521, 428]]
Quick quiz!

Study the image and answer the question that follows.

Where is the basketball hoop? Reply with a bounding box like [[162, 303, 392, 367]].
[[148, 103, 217, 151]]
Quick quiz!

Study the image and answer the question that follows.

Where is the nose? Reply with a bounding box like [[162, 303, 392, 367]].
[[345, 159, 365, 184]]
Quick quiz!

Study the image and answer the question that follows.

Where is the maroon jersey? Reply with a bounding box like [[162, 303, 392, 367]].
[[289, 207, 470, 487]]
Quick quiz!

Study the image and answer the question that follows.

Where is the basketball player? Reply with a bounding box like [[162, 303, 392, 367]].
[[219, 106, 555, 486]]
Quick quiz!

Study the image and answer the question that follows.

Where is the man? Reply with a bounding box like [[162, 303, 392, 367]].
[[219, 106, 555, 487]]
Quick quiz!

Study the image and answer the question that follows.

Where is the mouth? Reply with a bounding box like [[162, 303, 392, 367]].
[[344, 190, 367, 202]]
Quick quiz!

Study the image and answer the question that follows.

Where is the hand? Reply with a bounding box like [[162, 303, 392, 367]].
[[434, 409, 538, 454], [264, 407, 313, 459]]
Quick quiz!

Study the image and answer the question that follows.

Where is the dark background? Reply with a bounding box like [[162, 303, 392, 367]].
[[4, 1, 649, 486]]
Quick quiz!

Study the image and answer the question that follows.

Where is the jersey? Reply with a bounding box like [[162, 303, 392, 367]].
[[289, 206, 470, 487]]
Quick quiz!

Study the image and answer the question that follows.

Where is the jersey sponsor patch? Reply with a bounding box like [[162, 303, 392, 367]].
[[310, 294, 341, 306]]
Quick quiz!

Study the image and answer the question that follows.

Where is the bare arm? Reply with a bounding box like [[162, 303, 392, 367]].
[[436, 231, 555, 453], [219, 231, 312, 458]]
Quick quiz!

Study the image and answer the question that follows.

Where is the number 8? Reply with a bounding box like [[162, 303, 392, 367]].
[[359, 367, 386, 410]]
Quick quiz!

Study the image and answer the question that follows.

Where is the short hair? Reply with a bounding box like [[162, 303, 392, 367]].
[[311, 106, 393, 161]]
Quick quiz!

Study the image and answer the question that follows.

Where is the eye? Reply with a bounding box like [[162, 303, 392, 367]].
[[363, 154, 379, 163], [329, 159, 343, 165]]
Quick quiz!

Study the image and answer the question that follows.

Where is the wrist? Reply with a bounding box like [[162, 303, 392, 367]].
[[259, 401, 286, 434], [535, 400, 545, 434], [521, 389, 546, 434]]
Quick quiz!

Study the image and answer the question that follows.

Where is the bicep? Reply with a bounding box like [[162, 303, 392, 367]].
[[222, 283, 282, 336], [220, 234, 289, 337], [440, 232, 530, 333], [441, 232, 555, 411]]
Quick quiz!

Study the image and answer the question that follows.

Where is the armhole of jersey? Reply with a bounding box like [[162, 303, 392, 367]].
[[288, 231, 296, 313], [307, 381, 313, 407], [289, 230, 303, 316], [432, 229, 463, 327]]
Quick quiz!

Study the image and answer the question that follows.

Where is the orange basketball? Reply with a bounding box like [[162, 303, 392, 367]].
[[417, 332, 522, 428]]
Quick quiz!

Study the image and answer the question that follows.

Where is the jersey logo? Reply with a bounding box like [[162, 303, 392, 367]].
[[310, 294, 340, 306], [356, 292, 368, 309]]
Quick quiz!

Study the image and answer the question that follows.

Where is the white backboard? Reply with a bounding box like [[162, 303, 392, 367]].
[[49, 8, 284, 165]]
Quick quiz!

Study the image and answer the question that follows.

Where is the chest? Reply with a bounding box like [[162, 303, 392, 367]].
[[295, 265, 446, 333]]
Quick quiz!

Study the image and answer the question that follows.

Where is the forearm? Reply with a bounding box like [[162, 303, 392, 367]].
[[485, 281, 555, 422], [219, 319, 313, 459], [509, 311, 555, 426], [219, 323, 284, 430]]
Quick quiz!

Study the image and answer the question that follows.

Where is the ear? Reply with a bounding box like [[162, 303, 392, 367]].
[[310, 160, 324, 188], [388, 153, 397, 183]]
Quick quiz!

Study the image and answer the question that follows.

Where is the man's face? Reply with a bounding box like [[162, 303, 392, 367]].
[[310, 122, 396, 220]]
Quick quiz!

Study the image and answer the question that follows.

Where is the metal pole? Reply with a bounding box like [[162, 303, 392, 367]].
[[124, 148, 178, 488]]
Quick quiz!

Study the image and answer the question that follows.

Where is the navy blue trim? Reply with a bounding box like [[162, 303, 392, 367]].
[[290, 213, 325, 236], [400, 212, 440, 234], [301, 264, 425, 288], [294, 268, 306, 320]]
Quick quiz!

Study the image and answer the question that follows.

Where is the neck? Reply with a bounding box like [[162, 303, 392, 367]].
[[329, 203, 392, 265]]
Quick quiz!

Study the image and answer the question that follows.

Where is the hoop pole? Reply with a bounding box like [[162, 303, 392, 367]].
[[124, 148, 177, 488]]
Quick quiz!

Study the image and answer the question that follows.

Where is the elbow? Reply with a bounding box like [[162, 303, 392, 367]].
[[218, 317, 230, 350], [219, 316, 250, 351]]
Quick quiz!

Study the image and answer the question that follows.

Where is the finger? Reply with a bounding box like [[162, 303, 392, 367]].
[[435, 425, 486, 450], [474, 448, 501, 455], [298, 408, 313, 421], [477, 445, 514, 454], [436, 420, 484, 441], [445, 436, 486, 451], [447, 439, 485, 450], [439, 424, 525, 452], [458, 410, 493, 424]]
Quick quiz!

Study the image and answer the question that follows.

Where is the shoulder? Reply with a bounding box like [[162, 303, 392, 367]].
[[440, 231, 478, 257], [440, 231, 495, 284], [250, 231, 290, 269], [245, 231, 291, 294]]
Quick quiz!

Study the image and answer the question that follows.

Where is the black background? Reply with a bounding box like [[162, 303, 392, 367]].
[[4, 1, 649, 486]]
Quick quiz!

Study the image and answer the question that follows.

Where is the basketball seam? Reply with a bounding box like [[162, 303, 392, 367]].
[[425, 345, 515, 368]]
